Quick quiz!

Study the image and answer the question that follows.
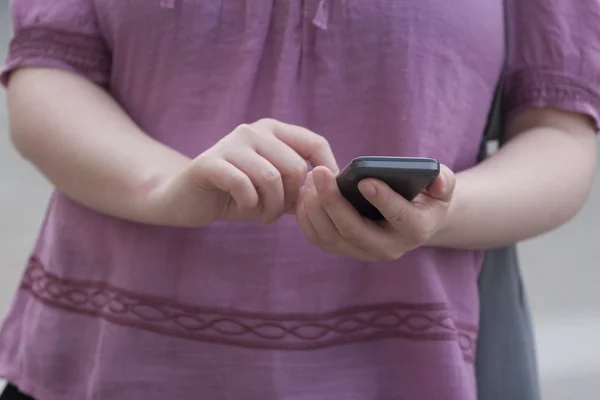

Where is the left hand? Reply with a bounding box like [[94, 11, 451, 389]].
[[296, 164, 456, 261]]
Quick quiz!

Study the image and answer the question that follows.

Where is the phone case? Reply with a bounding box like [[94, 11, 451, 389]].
[[336, 157, 440, 220]]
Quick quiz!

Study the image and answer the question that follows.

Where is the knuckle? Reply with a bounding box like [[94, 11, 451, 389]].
[[233, 123, 252, 134], [339, 224, 363, 242], [312, 134, 330, 149], [233, 123, 261, 139], [254, 118, 277, 129], [189, 155, 218, 183], [380, 248, 404, 262], [318, 231, 339, 246], [412, 225, 433, 245], [387, 206, 411, 225], [229, 172, 249, 190], [285, 161, 308, 180], [259, 167, 282, 185]]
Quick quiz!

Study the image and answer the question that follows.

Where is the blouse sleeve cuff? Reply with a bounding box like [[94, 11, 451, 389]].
[[503, 68, 600, 131], [1, 27, 111, 87]]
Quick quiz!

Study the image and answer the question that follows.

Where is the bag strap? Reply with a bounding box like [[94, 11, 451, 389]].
[[475, 6, 541, 400], [478, 2, 508, 161]]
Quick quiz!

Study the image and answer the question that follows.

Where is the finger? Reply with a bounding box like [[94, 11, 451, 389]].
[[263, 119, 339, 173], [226, 151, 285, 224], [425, 164, 455, 202], [254, 136, 309, 210], [358, 178, 440, 248], [198, 157, 259, 214], [312, 167, 391, 252], [300, 180, 379, 262], [357, 178, 416, 225], [304, 172, 340, 245], [296, 187, 322, 244]]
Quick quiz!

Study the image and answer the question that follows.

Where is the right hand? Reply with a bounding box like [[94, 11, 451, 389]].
[[158, 119, 339, 227]]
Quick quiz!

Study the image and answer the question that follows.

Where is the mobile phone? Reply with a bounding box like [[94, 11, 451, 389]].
[[336, 156, 440, 220]]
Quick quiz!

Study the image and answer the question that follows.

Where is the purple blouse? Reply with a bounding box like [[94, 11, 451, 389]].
[[1, 1, 599, 399]]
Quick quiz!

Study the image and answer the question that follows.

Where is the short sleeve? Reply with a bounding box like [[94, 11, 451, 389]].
[[504, 0, 600, 129], [1, 0, 111, 87]]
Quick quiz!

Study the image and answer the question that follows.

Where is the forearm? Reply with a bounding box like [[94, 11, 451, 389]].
[[430, 109, 597, 249], [7, 68, 191, 225]]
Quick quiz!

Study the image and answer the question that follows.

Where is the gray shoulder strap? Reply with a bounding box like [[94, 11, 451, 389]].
[[475, 3, 542, 400], [478, 0, 508, 160]]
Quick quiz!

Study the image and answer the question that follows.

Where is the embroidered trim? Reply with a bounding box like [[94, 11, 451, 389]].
[[21, 257, 477, 362], [8, 27, 111, 83], [504, 68, 600, 121]]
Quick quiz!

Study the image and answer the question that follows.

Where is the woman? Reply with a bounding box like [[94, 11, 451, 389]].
[[0, 0, 597, 399]]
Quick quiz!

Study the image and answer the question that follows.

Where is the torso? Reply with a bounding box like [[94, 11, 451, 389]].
[[0, 1, 504, 399]]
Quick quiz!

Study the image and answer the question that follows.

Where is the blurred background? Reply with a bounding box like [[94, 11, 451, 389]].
[[0, 2, 599, 399]]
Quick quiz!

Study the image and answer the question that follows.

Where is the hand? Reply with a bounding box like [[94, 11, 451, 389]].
[[155, 119, 339, 227], [296, 165, 456, 261]]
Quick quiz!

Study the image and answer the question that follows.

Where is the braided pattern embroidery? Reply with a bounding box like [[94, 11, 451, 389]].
[[22, 257, 477, 362]]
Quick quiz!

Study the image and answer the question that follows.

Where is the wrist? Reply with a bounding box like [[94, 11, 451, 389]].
[[137, 161, 204, 227], [426, 182, 465, 248]]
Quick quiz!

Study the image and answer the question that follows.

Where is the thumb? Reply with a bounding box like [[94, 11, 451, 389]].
[[357, 178, 414, 223], [425, 164, 455, 203]]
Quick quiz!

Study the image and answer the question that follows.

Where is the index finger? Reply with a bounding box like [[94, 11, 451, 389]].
[[265, 119, 339, 173]]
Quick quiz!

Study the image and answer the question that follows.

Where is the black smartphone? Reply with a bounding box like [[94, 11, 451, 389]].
[[336, 156, 440, 220]]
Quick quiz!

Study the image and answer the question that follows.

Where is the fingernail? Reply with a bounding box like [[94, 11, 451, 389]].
[[359, 181, 377, 198]]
